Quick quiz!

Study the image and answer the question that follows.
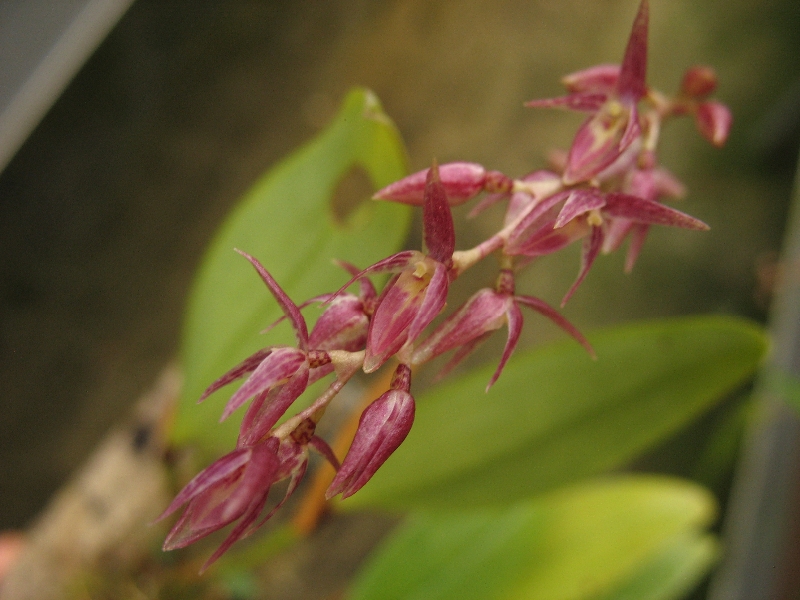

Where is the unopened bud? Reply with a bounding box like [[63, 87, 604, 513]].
[[680, 65, 718, 98], [695, 101, 732, 147], [373, 162, 488, 206], [326, 387, 415, 499]]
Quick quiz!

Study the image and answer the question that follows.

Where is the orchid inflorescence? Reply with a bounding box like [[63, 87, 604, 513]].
[[158, 0, 731, 571]]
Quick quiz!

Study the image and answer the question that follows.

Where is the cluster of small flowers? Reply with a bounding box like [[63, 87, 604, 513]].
[[158, 0, 731, 570]]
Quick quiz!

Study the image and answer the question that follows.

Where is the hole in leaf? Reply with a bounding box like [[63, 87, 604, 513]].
[[331, 165, 374, 224]]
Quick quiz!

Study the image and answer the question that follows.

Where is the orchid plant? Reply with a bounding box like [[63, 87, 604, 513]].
[[159, 2, 764, 598]]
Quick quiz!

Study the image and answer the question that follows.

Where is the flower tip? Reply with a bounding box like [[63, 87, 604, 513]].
[[695, 101, 732, 148], [422, 160, 456, 263], [362, 353, 383, 374], [618, 0, 649, 101]]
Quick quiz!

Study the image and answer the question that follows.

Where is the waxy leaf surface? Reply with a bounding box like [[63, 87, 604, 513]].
[[350, 476, 717, 600]]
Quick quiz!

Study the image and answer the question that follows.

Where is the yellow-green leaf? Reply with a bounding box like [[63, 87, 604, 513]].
[[349, 476, 717, 600]]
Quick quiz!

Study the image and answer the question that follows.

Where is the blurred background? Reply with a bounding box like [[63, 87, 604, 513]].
[[1, 0, 798, 575]]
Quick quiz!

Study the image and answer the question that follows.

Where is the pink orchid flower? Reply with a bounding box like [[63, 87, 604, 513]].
[[334, 161, 456, 372], [526, 0, 650, 185], [412, 270, 593, 390], [198, 250, 354, 433], [505, 185, 708, 305], [159, 418, 337, 571]]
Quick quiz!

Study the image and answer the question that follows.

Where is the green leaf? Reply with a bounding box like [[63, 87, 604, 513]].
[[172, 88, 411, 456], [346, 316, 767, 509], [592, 532, 717, 600], [349, 476, 717, 600]]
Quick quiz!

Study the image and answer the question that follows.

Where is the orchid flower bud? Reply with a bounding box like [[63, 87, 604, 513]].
[[680, 65, 718, 98], [695, 101, 732, 147], [326, 364, 415, 499], [373, 162, 510, 206]]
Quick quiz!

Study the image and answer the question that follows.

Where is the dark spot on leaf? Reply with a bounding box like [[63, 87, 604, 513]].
[[331, 165, 373, 224]]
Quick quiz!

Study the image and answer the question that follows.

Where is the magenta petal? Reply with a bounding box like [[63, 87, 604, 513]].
[[237, 387, 277, 447], [433, 332, 493, 382], [625, 223, 650, 273], [221, 347, 307, 421], [156, 448, 252, 522], [198, 494, 267, 573], [563, 112, 628, 185], [165, 483, 251, 552], [562, 64, 621, 94], [515, 295, 595, 358], [308, 295, 369, 352], [602, 217, 635, 254], [507, 190, 570, 241], [507, 216, 590, 258], [562, 225, 604, 306], [254, 463, 307, 531], [326, 389, 415, 499], [619, 102, 641, 151], [363, 272, 416, 372], [198, 446, 280, 571], [163, 438, 279, 552], [617, 0, 649, 101], [235, 249, 309, 351], [198, 348, 273, 403], [412, 288, 507, 365], [407, 261, 449, 344], [651, 167, 686, 200], [603, 193, 709, 230], [331, 259, 377, 303], [373, 162, 487, 206], [486, 300, 523, 391], [695, 101, 732, 147], [330, 251, 419, 301], [525, 92, 608, 112], [423, 162, 456, 264], [555, 189, 606, 228], [236, 365, 310, 446]]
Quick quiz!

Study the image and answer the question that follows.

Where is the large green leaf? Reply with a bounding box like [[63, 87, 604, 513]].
[[592, 532, 716, 600], [349, 476, 717, 600], [172, 88, 411, 456], [346, 316, 767, 509]]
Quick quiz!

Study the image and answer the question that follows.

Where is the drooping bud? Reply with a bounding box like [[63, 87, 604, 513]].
[[695, 101, 732, 147], [680, 65, 718, 98], [326, 364, 415, 499]]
